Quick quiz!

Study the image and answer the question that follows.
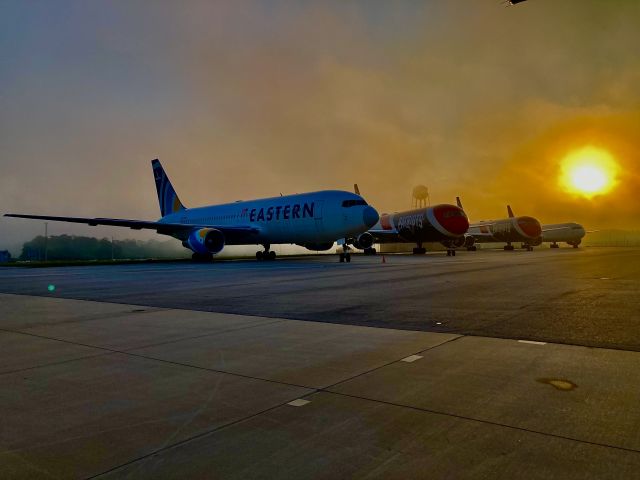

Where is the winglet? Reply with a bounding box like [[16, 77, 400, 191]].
[[507, 205, 515, 218], [354, 184, 361, 196], [152, 159, 186, 217], [456, 196, 463, 209]]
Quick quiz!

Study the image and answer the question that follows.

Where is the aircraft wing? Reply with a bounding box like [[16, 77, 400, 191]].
[[368, 229, 403, 244], [3, 214, 259, 239], [541, 226, 567, 233]]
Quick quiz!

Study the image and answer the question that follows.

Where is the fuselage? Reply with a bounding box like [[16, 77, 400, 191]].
[[542, 222, 586, 245], [160, 190, 378, 247], [469, 216, 542, 244], [371, 204, 469, 244]]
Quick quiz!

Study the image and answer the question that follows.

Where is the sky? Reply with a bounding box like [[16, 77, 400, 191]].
[[1, 0, 639, 252]]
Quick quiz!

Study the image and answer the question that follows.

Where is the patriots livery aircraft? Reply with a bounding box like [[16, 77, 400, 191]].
[[457, 198, 542, 252], [5, 159, 379, 261], [346, 185, 469, 257]]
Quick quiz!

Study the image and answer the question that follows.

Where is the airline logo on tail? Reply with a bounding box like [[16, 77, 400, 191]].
[[152, 159, 185, 217]]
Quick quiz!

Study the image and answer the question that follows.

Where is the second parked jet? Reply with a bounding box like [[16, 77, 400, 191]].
[[457, 198, 542, 251]]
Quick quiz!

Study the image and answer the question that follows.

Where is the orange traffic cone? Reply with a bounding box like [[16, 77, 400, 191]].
[[382, 255, 386, 264]]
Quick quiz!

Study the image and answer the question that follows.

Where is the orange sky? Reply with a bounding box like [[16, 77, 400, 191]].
[[1, 0, 639, 249]]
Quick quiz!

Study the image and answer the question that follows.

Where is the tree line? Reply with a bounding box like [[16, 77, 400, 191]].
[[19, 235, 187, 261]]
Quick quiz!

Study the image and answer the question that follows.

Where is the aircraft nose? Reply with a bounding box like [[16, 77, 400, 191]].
[[363, 206, 379, 228]]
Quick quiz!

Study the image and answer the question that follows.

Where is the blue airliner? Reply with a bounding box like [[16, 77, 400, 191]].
[[5, 159, 379, 261]]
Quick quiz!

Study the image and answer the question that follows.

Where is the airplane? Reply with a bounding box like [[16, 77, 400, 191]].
[[347, 187, 469, 257], [5, 159, 379, 262], [457, 197, 542, 251], [542, 222, 586, 248]]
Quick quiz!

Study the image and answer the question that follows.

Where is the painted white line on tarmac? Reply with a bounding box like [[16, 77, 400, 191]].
[[287, 399, 311, 407], [401, 355, 423, 363], [518, 340, 547, 345]]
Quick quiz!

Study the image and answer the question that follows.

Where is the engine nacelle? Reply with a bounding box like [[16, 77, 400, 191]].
[[441, 236, 465, 249], [352, 232, 374, 250], [298, 242, 334, 251], [185, 228, 225, 254]]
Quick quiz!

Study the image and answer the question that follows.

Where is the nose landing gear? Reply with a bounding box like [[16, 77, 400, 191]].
[[339, 245, 352, 263]]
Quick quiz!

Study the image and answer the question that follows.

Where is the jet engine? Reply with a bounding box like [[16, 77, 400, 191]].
[[184, 228, 225, 254], [352, 232, 374, 250], [298, 242, 334, 251]]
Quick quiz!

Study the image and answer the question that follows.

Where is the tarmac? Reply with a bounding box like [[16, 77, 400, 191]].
[[0, 247, 639, 478]]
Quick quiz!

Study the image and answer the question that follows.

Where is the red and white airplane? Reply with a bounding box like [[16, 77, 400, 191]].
[[348, 186, 469, 256], [457, 198, 542, 251]]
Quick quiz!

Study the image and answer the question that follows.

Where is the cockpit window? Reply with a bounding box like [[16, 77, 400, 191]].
[[342, 199, 367, 208]]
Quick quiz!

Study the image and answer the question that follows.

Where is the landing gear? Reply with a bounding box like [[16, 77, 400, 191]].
[[413, 246, 426, 255], [339, 245, 351, 263], [550, 242, 560, 249], [467, 245, 477, 251], [522, 244, 534, 252], [446, 249, 456, 256], [339, 252, 351, 263], [256, 245, 276, 261], [192, 253, 213, 262], [363, 247, 377, 255], [504, 243, 515, 251]]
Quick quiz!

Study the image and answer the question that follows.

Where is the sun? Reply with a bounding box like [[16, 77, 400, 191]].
[[559, 146, 619, 198]]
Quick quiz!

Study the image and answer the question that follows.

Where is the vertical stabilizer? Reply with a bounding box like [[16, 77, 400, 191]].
[[151, 159, 186, 217], [456, 196, 463, 209], [507, 205, 515, 218]]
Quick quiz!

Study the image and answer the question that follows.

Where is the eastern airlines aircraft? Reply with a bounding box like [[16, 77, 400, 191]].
[[349, 202, 469, 256], [457, 198, 542, 251], [5, 159, 379, 261], [542, 223, 586, 248]]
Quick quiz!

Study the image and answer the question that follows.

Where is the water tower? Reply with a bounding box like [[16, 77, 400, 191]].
[[411, 185, 430, 209]]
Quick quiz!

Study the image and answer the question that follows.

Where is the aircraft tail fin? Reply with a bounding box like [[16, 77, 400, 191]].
[[456, 196, 463, 209], [151, 159, 186, 217], [354, 184, 361, 195], [507, 205, 515, 218]]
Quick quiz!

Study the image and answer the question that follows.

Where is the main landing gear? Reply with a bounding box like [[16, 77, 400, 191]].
[[413, 243, 426, 255], [446, 249, 456, 256], [192, 253, 213, 262], [504, 243, 515, 251], [521, 243, 534, 252], [550, 242, 560, 248], [339, 245, 351, 263], [256, 244, 276, 261], [363, 247, 377, 255]]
